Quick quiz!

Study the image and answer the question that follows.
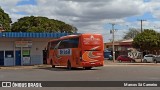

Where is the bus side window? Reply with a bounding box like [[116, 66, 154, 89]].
[[69, 38, 79, 48], [47, 42, 50, 50], [47, 42, 50, 58], [58, 41, 65, 49], [58, 38, 79, 49], [50, 43, 54, 49], [50, 41, 59, 49], [59, 39, 71, 49]]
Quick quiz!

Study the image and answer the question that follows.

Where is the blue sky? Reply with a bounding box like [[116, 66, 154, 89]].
[[0, 0, 160, 42], [144, 0, 151, 2], [16, 0, 37, 6], [126, 12, 153, 22], [15, 0, 37, 15]]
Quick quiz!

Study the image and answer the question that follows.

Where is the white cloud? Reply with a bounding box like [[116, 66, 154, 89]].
[[0, 0, 20, 13], [0, 0, 151, 42], [145, 0, 160, 19], [0, 0, 23, 22]]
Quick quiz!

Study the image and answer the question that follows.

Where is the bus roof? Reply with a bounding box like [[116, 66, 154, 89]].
[[60, 35, 79, 39], [49, 34, 79, 42], [48, 33, 102, 42]]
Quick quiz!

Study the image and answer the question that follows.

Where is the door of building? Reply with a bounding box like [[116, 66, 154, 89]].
[[43, 50, 47, 64], [16, 50, 21, 65], [0, 51, 4, 66], [22, 50, 30, 65]]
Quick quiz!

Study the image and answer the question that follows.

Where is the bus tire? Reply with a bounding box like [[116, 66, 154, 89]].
[[51, 60, 55, 68], [84, 67, 92, 70], [67, 61, 72, 70]]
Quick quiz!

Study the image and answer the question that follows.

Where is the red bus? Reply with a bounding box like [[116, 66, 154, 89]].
[[46, 34, 104, 69]]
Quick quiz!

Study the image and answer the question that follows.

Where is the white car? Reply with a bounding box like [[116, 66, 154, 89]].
[[143, 54, 156, 63]]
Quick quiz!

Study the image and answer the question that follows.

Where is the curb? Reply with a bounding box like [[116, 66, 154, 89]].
[[0, 65, 51, 70], [104, 62, 160, 66]]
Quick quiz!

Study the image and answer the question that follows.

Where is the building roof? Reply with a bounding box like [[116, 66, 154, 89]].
[[121, 39, 133, 42], [0, 32, 70, 38], [105, 39, 133, 46]]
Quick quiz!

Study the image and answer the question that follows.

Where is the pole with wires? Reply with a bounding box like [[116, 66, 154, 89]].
[[110, 23, 116, 62]]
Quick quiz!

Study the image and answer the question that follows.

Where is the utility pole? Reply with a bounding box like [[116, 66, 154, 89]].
[[138, 19, 146, 33], [110, 23, 116, 62], [138, 19, 146, 62]]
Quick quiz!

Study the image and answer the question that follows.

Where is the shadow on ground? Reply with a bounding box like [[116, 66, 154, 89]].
[[36, 66, 100, 71]]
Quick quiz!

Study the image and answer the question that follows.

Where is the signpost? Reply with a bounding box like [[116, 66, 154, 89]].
[[15, 41, 32, 47]]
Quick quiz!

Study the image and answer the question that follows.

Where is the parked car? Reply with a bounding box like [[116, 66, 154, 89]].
[[117, 55, 135, 62], [143, 54, 160, 63], [104, 51, 112, 60], [153, 56, 160, 63]]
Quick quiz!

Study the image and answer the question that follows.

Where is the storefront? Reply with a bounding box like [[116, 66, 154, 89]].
[[0, 32, 69, 66]]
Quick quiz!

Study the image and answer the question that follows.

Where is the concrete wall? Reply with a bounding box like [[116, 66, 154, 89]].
[[0, 38, 52, 66], [30, 41, 48, 65], [4, 58, 14, 66], [0, 39, 15, 66]]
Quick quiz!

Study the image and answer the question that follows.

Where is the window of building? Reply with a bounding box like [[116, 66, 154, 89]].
[[5, 51, 14, 58]]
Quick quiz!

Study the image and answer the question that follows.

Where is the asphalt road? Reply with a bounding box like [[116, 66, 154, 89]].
[[0, 65, 160, 90]]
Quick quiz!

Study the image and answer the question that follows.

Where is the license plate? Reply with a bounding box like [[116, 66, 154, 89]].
[[91, 63, 95, 64]]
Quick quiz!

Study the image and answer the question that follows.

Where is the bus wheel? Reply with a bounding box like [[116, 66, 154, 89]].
[[67, 61, 72, 70], [84, 67, 92, 70], [51, 60, 55, 68], [52, 65, 55, 68]]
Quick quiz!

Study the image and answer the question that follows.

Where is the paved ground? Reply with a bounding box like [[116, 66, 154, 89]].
[[0, 60, 160, 90], [0, 60, 160, 70], [1, 64, 160, 81]]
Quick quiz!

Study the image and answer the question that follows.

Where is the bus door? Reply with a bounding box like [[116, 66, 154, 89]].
[[57, 40, 70, 65], [53, 41, 62, 65], [49, 41, 60, 65]]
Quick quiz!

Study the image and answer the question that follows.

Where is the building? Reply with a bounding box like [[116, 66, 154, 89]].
[[0, 32, 69, 66], [105, 39, 133, 52], [104, 39, 134, 58]]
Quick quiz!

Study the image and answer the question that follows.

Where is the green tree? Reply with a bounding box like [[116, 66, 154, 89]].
[[132, 29, 160, 51], [0, 7, 12, 31], [11, 16, 77, 33], [123, 28, 140, 39]]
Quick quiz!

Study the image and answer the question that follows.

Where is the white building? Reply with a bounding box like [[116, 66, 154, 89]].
[[0, 32, 69, 66]]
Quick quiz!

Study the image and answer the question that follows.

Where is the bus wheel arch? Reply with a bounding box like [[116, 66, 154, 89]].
[[67, 60, 72, 70], [50, 59, 55, 68]]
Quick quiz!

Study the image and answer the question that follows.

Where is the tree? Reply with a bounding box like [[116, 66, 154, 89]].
[[123, 28, 140, 39], [132, 29, 160, 51], [11, 16, 77, 33], [0, 7, 12, 31]]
